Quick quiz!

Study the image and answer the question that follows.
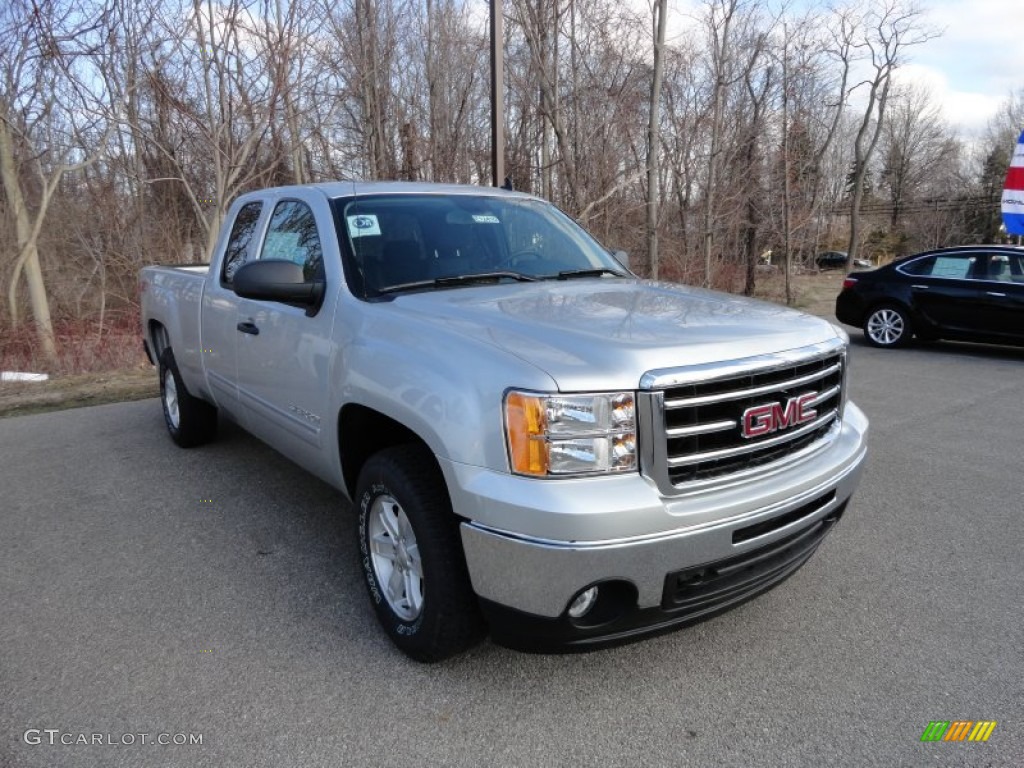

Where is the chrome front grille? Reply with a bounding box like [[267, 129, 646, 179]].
[[638, 339, 846, 492]]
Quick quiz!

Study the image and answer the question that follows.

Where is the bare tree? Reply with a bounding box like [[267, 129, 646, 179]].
[[405, 0, 488, 183], [879, 83, 946, 229], [0, 0, 975, 374], [736, 34, 772, 296], [132, 0, 292, 260], [0, 0, 114, 360], [700, 0, 743, 287], [788, 6, 858, 268], [846, 0, 936, 265]]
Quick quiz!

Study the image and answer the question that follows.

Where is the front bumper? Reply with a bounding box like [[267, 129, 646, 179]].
[[453, 402, 867, 651], [479, 499, 847, 651]]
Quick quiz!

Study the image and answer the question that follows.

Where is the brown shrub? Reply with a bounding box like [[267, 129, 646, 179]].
[[0, 309, 146, 377]]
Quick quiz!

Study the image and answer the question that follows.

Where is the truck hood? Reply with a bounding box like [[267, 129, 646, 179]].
[[388, 278, 842, 390]]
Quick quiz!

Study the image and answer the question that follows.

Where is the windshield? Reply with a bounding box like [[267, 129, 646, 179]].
[[334, 194, 626, 296]]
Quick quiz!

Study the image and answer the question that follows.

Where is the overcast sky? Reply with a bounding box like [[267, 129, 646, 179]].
[[907, 0, 1023, 135], [654, 0, 1022, 137]]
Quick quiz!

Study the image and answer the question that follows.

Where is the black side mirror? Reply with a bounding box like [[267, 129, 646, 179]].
[[233, 259, 325, 314], [612, 250, 631, 272]]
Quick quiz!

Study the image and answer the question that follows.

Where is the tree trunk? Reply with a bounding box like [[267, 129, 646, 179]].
[[703, 1, 735, 288], [22, 247, 57, 359], [0, 115, 58, 361], [847, 74, 891, 266], [781, 25, 792, 305], [645, 0, 668, 279]]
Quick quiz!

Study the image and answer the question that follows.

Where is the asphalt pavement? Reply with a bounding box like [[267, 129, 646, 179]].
[[2, 336, 1022, 767]]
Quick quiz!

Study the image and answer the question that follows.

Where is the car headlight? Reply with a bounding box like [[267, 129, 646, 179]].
[[504, 390, 637, 477]]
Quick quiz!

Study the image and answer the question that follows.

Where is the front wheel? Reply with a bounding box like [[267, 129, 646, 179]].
[[356, 444, 484, 662], [864, 305, 912, 348]]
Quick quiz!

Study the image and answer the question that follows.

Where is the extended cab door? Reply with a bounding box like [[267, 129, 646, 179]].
[[200, 199, 267, 421], [233, 192, 340, 470]]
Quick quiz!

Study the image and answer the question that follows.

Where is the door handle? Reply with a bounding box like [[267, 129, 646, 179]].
[[236, 321, 260, 335], [911, 284, 928, 289], [986, 291, 1006, 297]]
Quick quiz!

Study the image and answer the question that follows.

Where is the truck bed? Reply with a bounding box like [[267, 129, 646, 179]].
[[139, 264, 211, 392]]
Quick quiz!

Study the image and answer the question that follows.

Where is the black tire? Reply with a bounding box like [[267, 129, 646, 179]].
[[863, 304, 912, 348], [356, 444, 484, 662], [158, 347, 217, 448]]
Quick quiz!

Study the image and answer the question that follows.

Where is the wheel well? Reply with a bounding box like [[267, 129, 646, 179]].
[[149, 321, 171, 358], [338, 404, 435, 497]]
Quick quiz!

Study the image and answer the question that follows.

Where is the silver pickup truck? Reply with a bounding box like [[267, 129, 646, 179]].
[[140, 181, 868, 661]]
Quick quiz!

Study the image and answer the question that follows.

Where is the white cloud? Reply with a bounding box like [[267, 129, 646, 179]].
[[909, 0, 1024, 134], [892, 63, 1004, 136]]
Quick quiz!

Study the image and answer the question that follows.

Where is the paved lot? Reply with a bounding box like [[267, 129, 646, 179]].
[[2, 337, 1022, 767]]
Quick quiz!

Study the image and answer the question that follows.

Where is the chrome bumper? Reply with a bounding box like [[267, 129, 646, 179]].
[[455, 403, 868, 619]]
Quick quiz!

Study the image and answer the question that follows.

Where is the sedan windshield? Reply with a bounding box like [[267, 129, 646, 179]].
[[334, 194, 627, 296]]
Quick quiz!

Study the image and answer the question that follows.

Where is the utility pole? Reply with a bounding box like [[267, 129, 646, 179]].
[[490, 0, 505, 187]]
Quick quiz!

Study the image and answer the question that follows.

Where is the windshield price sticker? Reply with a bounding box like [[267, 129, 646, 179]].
[[347, 214, 381, 238]]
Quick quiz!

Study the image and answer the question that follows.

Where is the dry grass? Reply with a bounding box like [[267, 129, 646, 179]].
[[0, 311, 145, 376], [0, 364, 157, 419], [0, 309, 158, 419], [752, 269, 848, 319]]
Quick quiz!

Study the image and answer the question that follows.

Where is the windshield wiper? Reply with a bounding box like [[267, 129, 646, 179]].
[[377, 271, 538, 294], [555, 267, 628, 280], [436, 271, 538, 286]]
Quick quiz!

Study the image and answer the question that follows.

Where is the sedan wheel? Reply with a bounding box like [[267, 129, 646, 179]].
[[865, 306, 911, 348]]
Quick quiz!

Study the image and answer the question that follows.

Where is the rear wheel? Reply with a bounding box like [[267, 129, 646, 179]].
[[159, 347, 217, 447], [356, 444, 484, 662], [864, 305, 912, 348]]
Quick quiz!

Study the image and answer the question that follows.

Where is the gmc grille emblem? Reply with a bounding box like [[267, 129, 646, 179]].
[[741, 393, 818, 439]]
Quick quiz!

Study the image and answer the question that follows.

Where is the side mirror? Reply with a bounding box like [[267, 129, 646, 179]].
[[612, 250, 631, 272], [233, 259, 325, 314]]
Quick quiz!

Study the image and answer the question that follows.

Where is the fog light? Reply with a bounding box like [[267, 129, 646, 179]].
[[567, 586, 599, 618]]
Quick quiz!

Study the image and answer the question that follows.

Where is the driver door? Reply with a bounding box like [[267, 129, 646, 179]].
[[234, 194, 339, 470]]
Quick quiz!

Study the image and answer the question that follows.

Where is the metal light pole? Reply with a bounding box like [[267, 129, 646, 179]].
[[490, 0, 504, 187]]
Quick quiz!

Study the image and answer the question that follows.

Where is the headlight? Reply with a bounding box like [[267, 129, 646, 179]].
[[504, 390, 637, 477]]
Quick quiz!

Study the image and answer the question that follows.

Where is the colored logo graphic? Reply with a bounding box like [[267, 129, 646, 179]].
[[920, 720, 997, 742]]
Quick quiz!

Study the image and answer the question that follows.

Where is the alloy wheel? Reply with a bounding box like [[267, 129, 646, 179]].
[[867, 308, 905, 346], [163, 369, 180, 429], [367, 494, 424, 621]]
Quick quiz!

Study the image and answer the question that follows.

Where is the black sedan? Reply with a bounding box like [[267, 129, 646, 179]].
[[816, 251, 872, 270], [835, 245, 1024, 348]]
